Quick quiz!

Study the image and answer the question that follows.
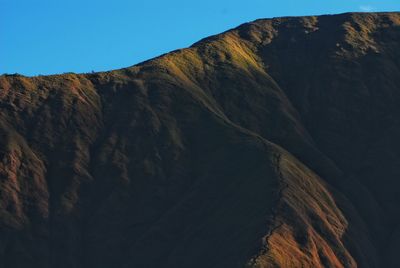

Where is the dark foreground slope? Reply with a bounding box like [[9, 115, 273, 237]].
[[1, 12, 400, 268]]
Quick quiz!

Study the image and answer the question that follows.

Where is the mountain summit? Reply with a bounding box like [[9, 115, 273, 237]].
[[1, 12, 400, 268]]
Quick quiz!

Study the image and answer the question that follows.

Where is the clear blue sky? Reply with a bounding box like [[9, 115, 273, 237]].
[[2, 0, 399, 76]]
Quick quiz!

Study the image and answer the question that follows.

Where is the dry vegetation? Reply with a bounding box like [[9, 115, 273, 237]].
[[0, 12, 400, 268]]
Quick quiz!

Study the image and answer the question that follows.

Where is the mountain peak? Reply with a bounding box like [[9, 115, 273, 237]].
[[1, 12, 400, 267]]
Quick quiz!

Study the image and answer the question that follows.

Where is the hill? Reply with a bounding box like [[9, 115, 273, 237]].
[[1, 12, 400, 267]]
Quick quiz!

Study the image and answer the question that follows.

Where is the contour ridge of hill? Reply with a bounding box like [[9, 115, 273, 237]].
[[1, 12, 400, 268]]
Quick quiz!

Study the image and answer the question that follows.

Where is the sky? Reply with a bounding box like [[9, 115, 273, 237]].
[[2, 0, 399, 76]]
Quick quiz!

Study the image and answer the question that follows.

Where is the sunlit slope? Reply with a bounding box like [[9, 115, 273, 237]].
[[0, 12, 400, 268]]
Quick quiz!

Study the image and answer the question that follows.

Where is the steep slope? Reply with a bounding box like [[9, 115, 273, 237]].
[[0, 12, 399, 267]]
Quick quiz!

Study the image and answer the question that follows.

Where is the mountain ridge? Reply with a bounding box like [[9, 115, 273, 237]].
[[1, 12, 400, 267]]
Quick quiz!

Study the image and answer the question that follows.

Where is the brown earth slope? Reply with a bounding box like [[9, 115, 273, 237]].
[[0, 12, 400, 268]]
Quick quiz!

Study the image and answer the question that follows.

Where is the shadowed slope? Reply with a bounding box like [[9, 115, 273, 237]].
[[0, 12, 400, 268]]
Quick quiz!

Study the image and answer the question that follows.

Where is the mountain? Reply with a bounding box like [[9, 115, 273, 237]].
[[1, 12, 400, 268]]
